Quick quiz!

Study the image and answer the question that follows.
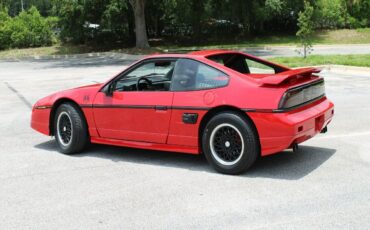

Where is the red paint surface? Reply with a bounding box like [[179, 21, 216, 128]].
[[93, 91, 173, 143], [31, 50, 334, 156]]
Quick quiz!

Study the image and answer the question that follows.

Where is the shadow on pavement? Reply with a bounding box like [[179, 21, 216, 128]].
[[35, 140, 335, 180], [247, 146, 336, 180]]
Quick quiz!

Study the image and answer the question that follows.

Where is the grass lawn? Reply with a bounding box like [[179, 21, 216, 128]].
[[0, 44, 161, 59], [162, 28, 370, 50], [268, 54, 370, 68], [0, 29, 370, 61]]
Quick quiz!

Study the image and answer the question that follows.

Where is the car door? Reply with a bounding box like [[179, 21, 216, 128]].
[[167, 58, 230, 147], [93, 59, 176, 144]]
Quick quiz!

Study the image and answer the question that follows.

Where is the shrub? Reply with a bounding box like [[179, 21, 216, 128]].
[[347, 16, 362, 29], [0, 6, 53, 50], [0, 7, 12, 49]]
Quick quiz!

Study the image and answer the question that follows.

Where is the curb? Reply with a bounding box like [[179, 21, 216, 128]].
[[0, 52, 145, 62], [1, 52, 369, 76], [320, 65, 370, 76]]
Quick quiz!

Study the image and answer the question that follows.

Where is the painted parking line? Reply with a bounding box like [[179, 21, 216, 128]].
[[4, 82, 33, 109], [317, 131, 370, 139]]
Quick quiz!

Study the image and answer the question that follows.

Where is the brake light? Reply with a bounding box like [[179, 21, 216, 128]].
[[278, 80, 325, 110]]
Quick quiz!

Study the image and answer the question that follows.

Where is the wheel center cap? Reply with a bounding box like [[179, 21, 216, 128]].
[[63, 126, 67, 132], [225, 141, 231, 148]]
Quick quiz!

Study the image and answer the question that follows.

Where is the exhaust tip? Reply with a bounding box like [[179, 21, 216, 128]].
[[292, 143, 299, 153], [321, 126, 328, 134]]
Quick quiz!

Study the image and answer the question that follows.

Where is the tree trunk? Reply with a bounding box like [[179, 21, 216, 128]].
[[129, 0, 149, 48], [127, 6, 135, 46]]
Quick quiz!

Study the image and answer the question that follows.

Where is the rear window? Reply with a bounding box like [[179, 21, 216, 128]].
[[207, 53, 285, 74]]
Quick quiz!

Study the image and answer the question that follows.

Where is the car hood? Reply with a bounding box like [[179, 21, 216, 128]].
[[74, 83, 103, 89], [33, 83, 103, 109]]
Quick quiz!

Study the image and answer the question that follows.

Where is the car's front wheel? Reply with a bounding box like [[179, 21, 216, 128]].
[[202, 112, 259, 174], [54, 103, 88, 154]]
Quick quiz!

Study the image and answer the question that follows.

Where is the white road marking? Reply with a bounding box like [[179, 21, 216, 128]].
[[317, 131, 370, 139]]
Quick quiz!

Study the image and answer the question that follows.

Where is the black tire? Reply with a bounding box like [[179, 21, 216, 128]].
[[202, 112, 259, 174], [54, 103, 88, 154]]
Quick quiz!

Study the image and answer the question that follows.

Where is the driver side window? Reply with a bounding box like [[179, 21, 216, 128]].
[[114, 60, 176, 92]]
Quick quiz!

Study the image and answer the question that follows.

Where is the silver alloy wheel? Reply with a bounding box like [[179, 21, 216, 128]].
[[209, 123, 245, 166], [56, 111, 73, 146]]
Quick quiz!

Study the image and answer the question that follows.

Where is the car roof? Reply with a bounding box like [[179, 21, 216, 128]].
[[145, 49, 244, 59], [188, 49, 242, 57]]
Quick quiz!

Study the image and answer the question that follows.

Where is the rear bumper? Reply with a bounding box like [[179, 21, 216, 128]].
[[248, 97, 334, 156]]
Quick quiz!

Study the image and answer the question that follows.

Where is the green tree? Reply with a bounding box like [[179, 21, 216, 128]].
[[101, 0, 130, 43], [346, 0, 370, 28], [296, 0, 314, 58], [315, 0, 347, 28], [56, 0, 85, 43], [0, 0, 52, 16]]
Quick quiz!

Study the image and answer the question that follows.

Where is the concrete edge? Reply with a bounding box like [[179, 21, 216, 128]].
[[312, 65, 370, 75], [257, 43, 370, 50], [0, 52, 145, 61], [1, 52, 369, 75]]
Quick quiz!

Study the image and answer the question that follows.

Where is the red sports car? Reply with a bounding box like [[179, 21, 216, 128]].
[[31, 50, 334, 174]]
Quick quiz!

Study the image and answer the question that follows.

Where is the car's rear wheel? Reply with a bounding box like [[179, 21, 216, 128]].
[[202, 112, 259, 174], [54, 103, 88, 154]]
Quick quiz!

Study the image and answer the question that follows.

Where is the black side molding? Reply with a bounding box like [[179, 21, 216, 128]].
[[155, 105, 168, 111]]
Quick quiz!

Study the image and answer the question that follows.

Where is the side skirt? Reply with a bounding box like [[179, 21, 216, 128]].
[[90, 137, 199, 155]]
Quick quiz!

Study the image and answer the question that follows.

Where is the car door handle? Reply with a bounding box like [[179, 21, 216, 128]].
[[155, 105, 168, 111]]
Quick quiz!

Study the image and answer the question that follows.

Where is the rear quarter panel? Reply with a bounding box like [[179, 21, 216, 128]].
[[167, 61, 286, 148]]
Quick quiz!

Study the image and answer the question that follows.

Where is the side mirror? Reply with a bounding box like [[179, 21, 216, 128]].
[[105, 83, 114, 97]]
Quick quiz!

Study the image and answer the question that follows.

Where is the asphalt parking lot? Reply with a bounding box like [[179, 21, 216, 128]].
[[0, 55, 370, 229]]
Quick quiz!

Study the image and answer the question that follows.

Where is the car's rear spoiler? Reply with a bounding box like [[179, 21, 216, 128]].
[[257, 67, 321, 85]]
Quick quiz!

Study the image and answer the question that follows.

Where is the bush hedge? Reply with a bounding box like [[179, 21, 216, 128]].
[[0, 6, 54, 50]]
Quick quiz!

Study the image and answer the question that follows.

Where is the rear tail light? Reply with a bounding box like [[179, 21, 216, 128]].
[[278, 79, 325, 110]]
